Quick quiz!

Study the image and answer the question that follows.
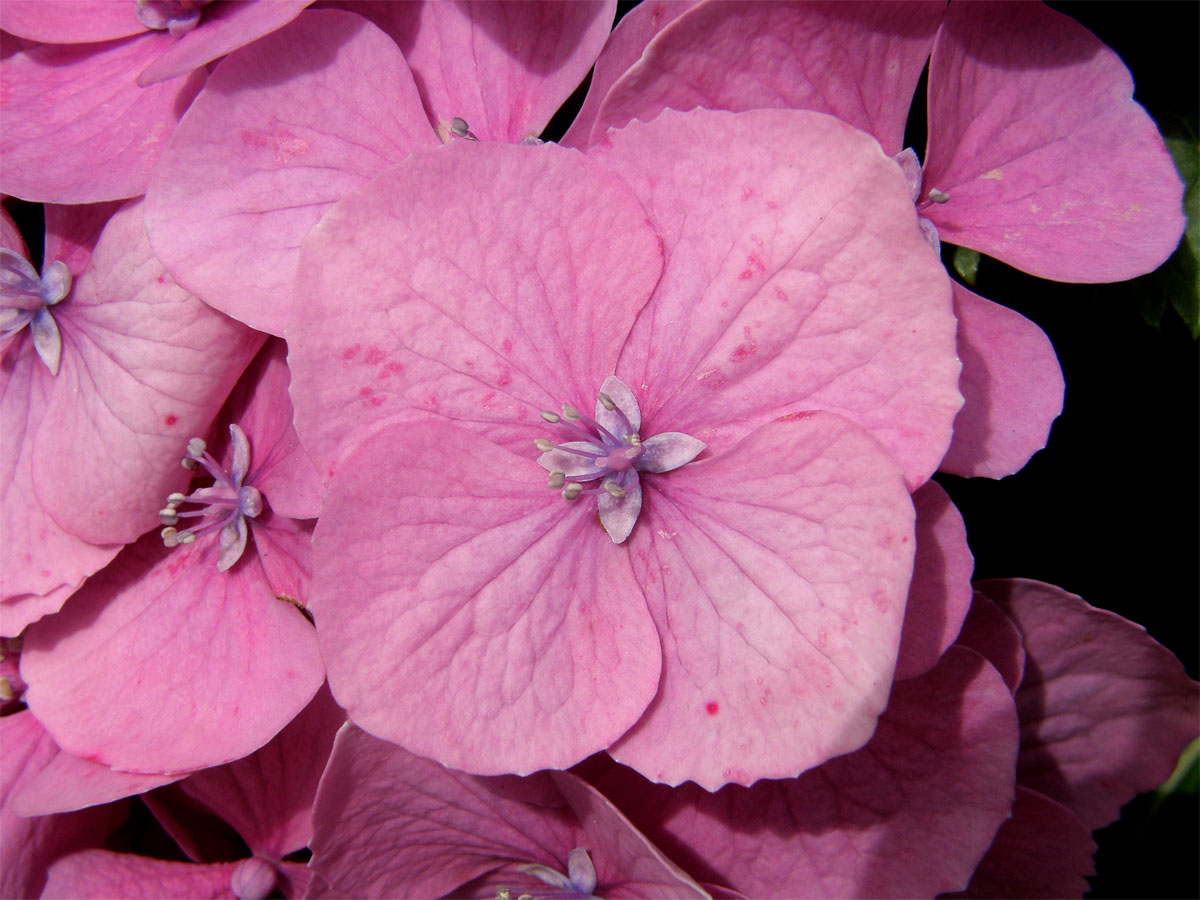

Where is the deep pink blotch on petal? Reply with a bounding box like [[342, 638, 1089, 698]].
[[921, 2, 1185, 282], [0, 36, 206, 203], [146, 8, 437, 336], [894, 480, 974, 680], [978, 578, 1200, 831], [593, 108, 962, 488], [311, 421, 662, 776], [939, 282, 1063, 479], [587, 0, 944, 154], [597, 647, 1018, 898], [612, 413, 915, 789]]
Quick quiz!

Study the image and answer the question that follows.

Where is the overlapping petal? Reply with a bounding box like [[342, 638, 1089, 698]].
[[611, 412, 915, 787], [310, 420, 662, 775], [922, 1, 1186, 282], [40, 851, 241, 900]]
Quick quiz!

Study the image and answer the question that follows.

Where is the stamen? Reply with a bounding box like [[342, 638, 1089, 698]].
[[928, 188, 950, 203], [161, 526, 179, 546], [158, 508, 179, 525], [187, 437, 207, 455], [597, 392, 615, 411], [602, 480, 625, 499], [540, 411, 560, 424], [562, 484, 583, 501], [181, 457, 198, 469], [534, 438, 555, 452], [548, 470, 565, 490], [561, 404, 580, 422]]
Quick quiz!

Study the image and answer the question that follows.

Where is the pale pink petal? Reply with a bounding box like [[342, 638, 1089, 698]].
[[311, 420, 661, 775], [308, 724, 707, 899], [137, 0, 314, 86], [954, 590, 1026, 695], [950, 786, 1095, 900], [0, 1, 146, 43], [43, 200, 125, 276], [0, 337, 120, 635], [12, 743, 178, 816], [21, 531, 325, 775], [921, 2, 1185, 282], [978, 578, 1200, 831], [32, 199, 263, 546], [1, 711, 128, 899], [559, 0, 697, 150], [179, 683, 344, 857], [612, 413, 915, 789], [343, 0, 616, 141], [145, 8, 436, 336], [588, 0, 944, 154], [894, 480, 974, 679], [288, 140, 663, 481], [592, 108, 961, 489], [938, 282, 1063, 479], [41, 850, 239, 900], [598, 646, 1018, 898], [0, 36, 205, 203], [0, 206, 26, 255]]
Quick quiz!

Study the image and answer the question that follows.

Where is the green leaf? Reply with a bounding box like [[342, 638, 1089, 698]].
[[1157, 737, 1200, 799], [952, 246, 981, 288]]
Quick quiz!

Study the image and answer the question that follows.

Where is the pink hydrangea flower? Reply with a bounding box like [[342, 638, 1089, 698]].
[[288, 107, 963, 788], [567, 0, 1185, 479], [19, 340, 324, 774], [306, 723, 709, 899], [1, 199, 261, 635], [145, 2, 616, 334]]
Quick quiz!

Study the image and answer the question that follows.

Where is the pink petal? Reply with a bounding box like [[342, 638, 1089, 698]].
[[1, 337, 121, 635], [949, 786, 1095, 900], [343, 0, 616, 141], [20, 531, 325, 774], [597, 646, 1019, 898], [559, 0, 697, 150], [894, 480, 974, 680], [0, 1, 146, 43], [586, 0, 944, 154], [954, 590, 1026, 695], [145, 8, 437, 336], [938, 282, 1064, 479], [136, 0, 314, 86], [592, 108, 962, 489], [288, 139, 663, 481], [612, 412, 915, 788], [0, 35, 205, 203], [921, 2, 1185, 282], [43, 200, 125, 277], [0, 206, 26, 255], [179, 683, 344, 857], [308, 724, 707, 899], [1, 711, 129, 900], [310, 421, 662, 775], [40, 850, 239, 900], [32, 198, 263, 546], [13, 742, 178, 816], [978, 578, 1200, 831]]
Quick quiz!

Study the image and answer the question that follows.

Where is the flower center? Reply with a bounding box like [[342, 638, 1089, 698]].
[[135, 0, 212, 34], [535, 376, 705, 544], [159, 424, 263, 571], [495, 847, 600, 900], [1, 248, 70, 375]]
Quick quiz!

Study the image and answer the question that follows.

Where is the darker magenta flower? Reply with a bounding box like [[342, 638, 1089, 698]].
[[288, 107, 963, 788], [19, 340, 324, 775]]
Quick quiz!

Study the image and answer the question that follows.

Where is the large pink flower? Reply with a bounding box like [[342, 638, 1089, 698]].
[[289, 107, 962, 788], [566, 0, 1185, 479], [19, 340, 324, 775]]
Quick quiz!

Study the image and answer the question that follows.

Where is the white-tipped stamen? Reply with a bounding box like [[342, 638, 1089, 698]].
[[541, 411, 560, 424], [181, 457, 197, 469], [159, 509, 179, 525], [928, 188, 950, 203], [186, 437, 207, 455], [161, 526, 179, 547], [597, 392, 615, 411], [534, 438, 554, 452], [548, 470, 566, 490], [177, 531, 196, 544], [628, 433, 642, 447], [603, 480, 626, 499], [561, 404, 580, 422], [562, 483, 583, 501], [166, 492, 186, 506]]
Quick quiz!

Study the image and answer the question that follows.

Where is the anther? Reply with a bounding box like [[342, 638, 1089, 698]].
[[534, 438, 555, 452], [181, 457, 197, 469], [158, 508, 179, 525], [928, 188, 950, 203], [561, 404, 580, 422], [161, 526, 179, 546], [177, 531, 197, 544], [548, 470, 566, 490], [186, 437, 207, 456], [540, 411, 561, 424], [597, 392, 616, 411], [562, 483, 583, 501], [166, 492, 186, 507], [603, 480, 626, 499], [628, 433, 642, 447]]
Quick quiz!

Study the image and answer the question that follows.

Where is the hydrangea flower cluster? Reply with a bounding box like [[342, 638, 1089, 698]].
[[1, 2, 1195, 898]]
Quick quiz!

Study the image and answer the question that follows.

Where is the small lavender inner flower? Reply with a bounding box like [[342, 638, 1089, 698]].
[[1, 248, 71, 375], [135, 0, 212, 34], [159, 423, 264, 571], [500, 847, 600, 900], [535, 375, 705, 544]]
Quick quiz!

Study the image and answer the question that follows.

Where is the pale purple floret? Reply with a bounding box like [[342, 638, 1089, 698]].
[[519, 847, 601, 899], [135, 0, 211, 35], [536, 375, 705, 544], [159, 424, 264, 571], [0, 248, 70, 375]]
